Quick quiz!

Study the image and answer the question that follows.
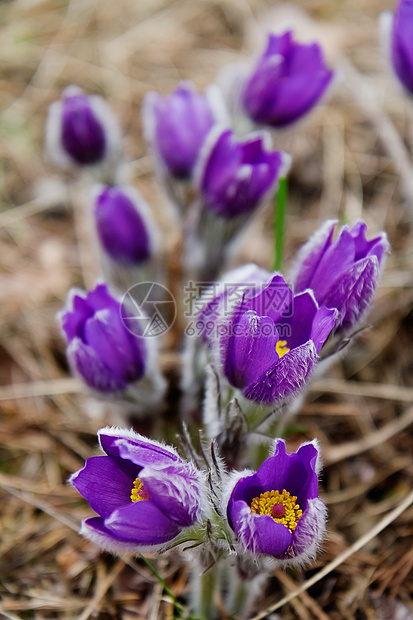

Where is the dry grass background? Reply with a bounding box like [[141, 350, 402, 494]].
[[1, 0, 413, 618]]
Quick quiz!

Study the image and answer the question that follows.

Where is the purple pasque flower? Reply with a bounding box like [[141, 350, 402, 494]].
[[202, 267, 336, 405], [290, 219, 389, 333], [242, 31, 334, 128], [46, 86, 121, 169], [388, 0, 413, 94], [60, 283, 146, 393], [93, 185, 158, 266], [226, 439, 326, 564], [143, 82, 215, 179], [70, 427, 205, 552], [197, 128, 287, 219]]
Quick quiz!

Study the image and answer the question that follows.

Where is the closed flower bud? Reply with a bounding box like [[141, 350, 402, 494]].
[[143, 82, 215, 179], [93, 185, 159, 266], [242, 31, 334, 128], [290, 219, 389, 333], [59, 283, 147, 393], [200, 266, 336, 405], [197, 128, 287, 219], [382, 0, 413, 95], [70, 427, 206, 553], [225, 439, 326, 566], [46, 86, 121, 169]]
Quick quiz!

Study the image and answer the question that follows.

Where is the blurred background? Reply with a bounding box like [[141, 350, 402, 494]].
[[1, 0, 413, 618]]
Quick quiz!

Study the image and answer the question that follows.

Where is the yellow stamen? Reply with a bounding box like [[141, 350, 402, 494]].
[[276, 340, 290, 358], [250, 489, 302, 532], [130, 477, 150, 503]]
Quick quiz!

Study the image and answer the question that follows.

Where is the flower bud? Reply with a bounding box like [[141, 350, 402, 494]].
[[197, 128, 287, 219], [46, 86, 121, 169], [59, 283, 147, 393], [143, 82, 215, 179], [225, 439, 326, 566], [382, 0, 413, 95], [242, 31, 334, 128], [93, 185, 159, 266], [70, 427, 206, 553], [290, 219, 389, 333]]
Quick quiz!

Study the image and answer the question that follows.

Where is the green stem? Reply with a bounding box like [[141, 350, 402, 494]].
[[198, 565, 217, 620], [139, 554, 183, 618], [273, 177, 288, 272]]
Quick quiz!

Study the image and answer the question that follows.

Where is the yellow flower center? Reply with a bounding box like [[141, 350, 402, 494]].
[[276, 340, 290, 358], [250, 489, 303, 532], [130, 477, 150, 503]]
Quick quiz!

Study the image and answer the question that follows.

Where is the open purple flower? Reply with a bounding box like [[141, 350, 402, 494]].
[[70, 427, 205, 552], [388, 0, 413, 94], [60, 283, 146, 393], [46, 86, 121, 169], [143, 82, 215, 179], [242, 31, 334, 128], [197, 128, 286, 219], [290, 220, 389, 332], [226, 439, 326, 564], [202, 268, 336, 405], [93, 185, 158, 266]]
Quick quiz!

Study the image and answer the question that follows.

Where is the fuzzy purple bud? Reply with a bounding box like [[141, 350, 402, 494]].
[[201, 267, 336, 405], [290, 220, 389, 332], [389, 0, 413, 94], [197, 129, 287, 219], [144, 82, 215, 179], [59, 283, 146, 393], [242, 31, 334, 128], [46, 86, 121, 169], [226, 439, 326, 565], [70, 427, 205, 552], [93, 186, 157, 266]]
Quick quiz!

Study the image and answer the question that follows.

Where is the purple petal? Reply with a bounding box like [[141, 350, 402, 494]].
[[310, 304, 337, 354], [61, 293, 94, 341], [140, 461, 202, 527], [279, 291, 318, 350], [230, 500, 293, 556], [391, 0, 413, 94], [199, 130, 283, 218], [99, 430, 179, 466], [322, 256, 380, 330], [67, 338, 127, 392], [291, 219, 336, 292], [94, 187, 151, 265], [61, 94, 106, 165], [70, 456, 137, 518], [223, 311, 280, 389], [310, 227, 356, 302], [290, 497, 327, 558], [243, 340, 317, 404], [83, 309, 145, 383], [148, 83, 214, 178], [245, 273, 293, 324], [104, 500, 180, 544], [85, 283, 120, 314]]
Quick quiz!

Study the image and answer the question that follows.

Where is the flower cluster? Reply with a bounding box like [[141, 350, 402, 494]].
[[71, 427, 326, 566]]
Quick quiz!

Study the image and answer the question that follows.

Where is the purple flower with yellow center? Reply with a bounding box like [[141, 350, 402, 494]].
[[226, 439, 326, 563], [46, 86, 121, 169], [143, 82, 215, 179], [59, 283, 146, 393], [70, 427, 205, 552], [197, 128, 287, 219], [242, 31, 334, 128], [202, 267, 336, 405], [290, 219, 389, 333], [385, 0, 413, 95], [93, 185, 158, 266]]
